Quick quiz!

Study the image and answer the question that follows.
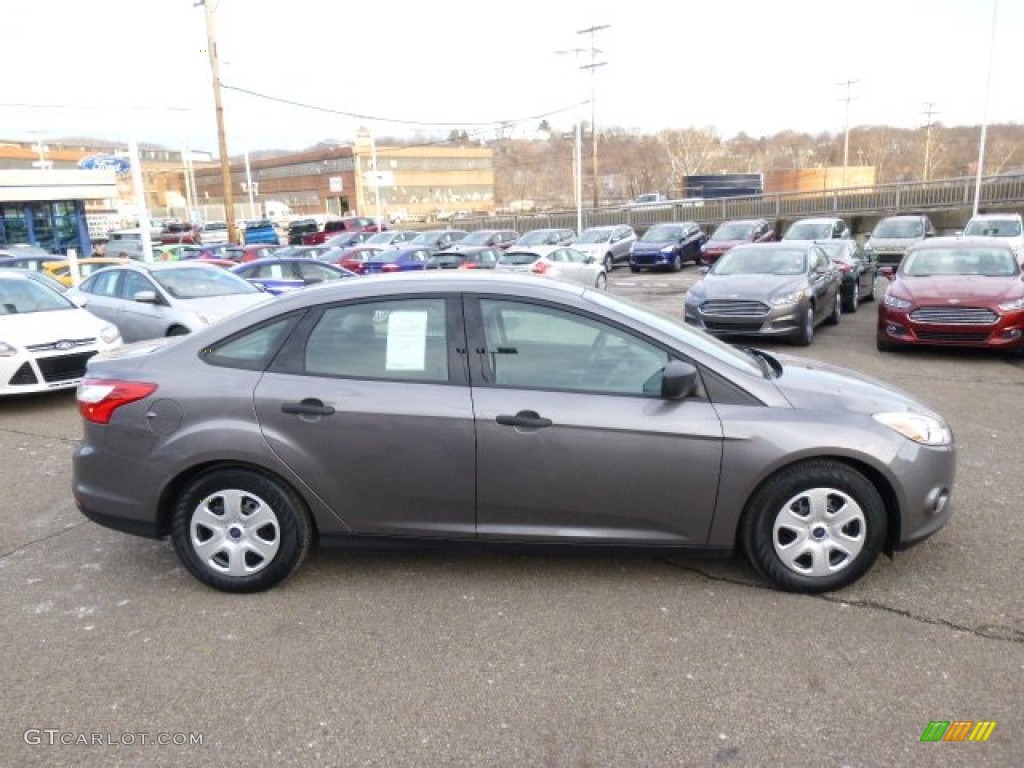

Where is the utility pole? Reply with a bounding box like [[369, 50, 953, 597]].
[[196, 0, 236, 240], [578, 24, 609, 209], [838, 79, 858, 189], [921, 102, 939, 181], [973, 0, 998, 218], [555, 48, 587, 233]]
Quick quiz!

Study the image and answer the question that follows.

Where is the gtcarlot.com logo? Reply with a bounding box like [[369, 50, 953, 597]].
[[24, 729, 203, 747], [920, 721, 997, 742]]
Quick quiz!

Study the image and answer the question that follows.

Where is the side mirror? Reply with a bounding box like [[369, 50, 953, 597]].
[[661, 360, 699, 400], [133, 290, 159, 304]]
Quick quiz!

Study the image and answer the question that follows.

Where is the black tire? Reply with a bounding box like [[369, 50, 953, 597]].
[[594, 272, 607, 290], [171, 468, 313, 593], [843, 281, 859, 313], [740, 460, 887, 593], [629, 265, 640, 274], [603, 253, 614, 272], [669, 253, 682, 272], [793, 305, 814, 346], [876, 335, 897, 352], [825, 293, 841, 325], [167, 325, 190, 336]]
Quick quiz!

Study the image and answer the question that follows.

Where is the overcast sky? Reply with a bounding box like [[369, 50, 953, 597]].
[[3, 0, 1020, 155]]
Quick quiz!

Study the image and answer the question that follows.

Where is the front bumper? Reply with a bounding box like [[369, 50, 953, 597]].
[[684, 301, 806, 338], [878, 307, 1024, 349], [631, 250, 678, 268]]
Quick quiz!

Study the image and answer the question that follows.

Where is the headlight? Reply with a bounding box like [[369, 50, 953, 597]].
[[998, 297, 1024, 312], [0, 341, 17, 357], [884, 294, 912, 310], [769, 290, 805, 306], [660, 245, 675, 254], [873, 412, 952, 446], [100, 324, 121, 344], [864, 242, 874, 251]]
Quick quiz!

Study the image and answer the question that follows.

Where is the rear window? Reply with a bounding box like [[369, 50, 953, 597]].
[[500, 251, 541, 266]]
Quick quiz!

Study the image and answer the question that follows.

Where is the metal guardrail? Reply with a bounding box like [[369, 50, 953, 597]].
[[454, 174, 1024, 233]]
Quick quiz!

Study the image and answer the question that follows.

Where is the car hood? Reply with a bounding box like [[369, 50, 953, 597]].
[[770, 353, 941, 418], [697, 274, 806, 299], [1, 308, 109, 344], [869, 237, 920, 249], [574, 242, 608, 255], [633, 239, 678, 250], [893, 275, 1021, 304], [703, 239, 746, 252]]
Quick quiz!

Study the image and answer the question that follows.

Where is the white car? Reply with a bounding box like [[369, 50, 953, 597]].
[[963, 213, 1024, 262], [574, 225, 638, 272], [495, 246, 607, 289], [0, 271, 122, 396]]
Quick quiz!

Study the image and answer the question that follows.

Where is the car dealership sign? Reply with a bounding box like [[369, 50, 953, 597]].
[[78, 154, 132, 176]]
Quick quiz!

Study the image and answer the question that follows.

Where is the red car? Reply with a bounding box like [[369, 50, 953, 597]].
[[322, 245, 385, 274], [700, 218, 776, 265], [301, 216, 385, 246], [223, 245, 281, 263], [877, 237, 1024, 352]]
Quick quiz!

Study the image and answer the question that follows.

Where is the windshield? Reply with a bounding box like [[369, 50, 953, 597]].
[[584, 290, 763, 376], [518, 230, 560, 246], [0, 278, 74, 314], [815, 242, 852, 261], [964, 218, 1022, 237], [152, 267, 260, 298], [714, 247, 808, 276], [873, 218, 924, 238], [711, 222, 755, 241], [901, 247, 1019, 277], [458, 231, 494, 246], [365, 232, 397, 245], [499, 251, 541, 266], [641, 225, 683, 242], [578, 228, 612, 244], [785, 221, 831, 240], [409, 232, 443, 246]]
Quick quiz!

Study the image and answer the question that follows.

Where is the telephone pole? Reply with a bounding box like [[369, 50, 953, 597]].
[[196, 0, 236, 240], [577, 24, 609, 209], [921, 102, 939, 181]]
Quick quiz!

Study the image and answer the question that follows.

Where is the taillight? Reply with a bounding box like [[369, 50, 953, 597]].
[[77, 379, 158, 424], [460, 263, 479, 269], [531, 261, 549, 274], [382, 264, 399, 272]]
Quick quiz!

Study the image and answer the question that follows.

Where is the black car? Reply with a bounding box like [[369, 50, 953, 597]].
[[426, 247, 501, 270], [815, 240, 877, 312]]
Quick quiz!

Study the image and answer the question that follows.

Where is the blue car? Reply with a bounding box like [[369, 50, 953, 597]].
[[241, 219, 280, 246], [230, 257, 357, 295], [362, 247, 432, 275], [629, 222, 707, 272]]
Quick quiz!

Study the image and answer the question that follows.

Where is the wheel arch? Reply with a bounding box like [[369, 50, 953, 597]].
[[735, 455, 901, 556], [156, 460, 319, 542]]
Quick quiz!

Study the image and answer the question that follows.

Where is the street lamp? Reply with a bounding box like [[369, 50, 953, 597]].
[[972, 0, 999, 218], [554, 48, 586, 234]]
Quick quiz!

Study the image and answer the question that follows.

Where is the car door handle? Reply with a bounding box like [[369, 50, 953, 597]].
[[281, 399, 335, 416], [496, 411, 552, 429]]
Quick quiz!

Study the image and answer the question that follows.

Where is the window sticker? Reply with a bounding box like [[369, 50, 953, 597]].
[[385, 310, 428, 371]]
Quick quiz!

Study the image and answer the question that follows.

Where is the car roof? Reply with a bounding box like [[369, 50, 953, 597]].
[[968, 212, 1022, 220], [731, 242, 818, 251]]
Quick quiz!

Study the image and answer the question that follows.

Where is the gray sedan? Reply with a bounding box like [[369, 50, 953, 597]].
[[73, 272, 955, 594], [573, 225, 637, 271], [67, 262, 272, 342], [684, 242, 842, 345]]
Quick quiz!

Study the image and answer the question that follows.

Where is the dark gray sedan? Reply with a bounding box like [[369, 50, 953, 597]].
[[74, 273, 955, 594], [684, 242, 842, 345]]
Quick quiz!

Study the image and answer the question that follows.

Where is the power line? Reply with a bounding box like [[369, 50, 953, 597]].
[[220, 82, 586, 130]]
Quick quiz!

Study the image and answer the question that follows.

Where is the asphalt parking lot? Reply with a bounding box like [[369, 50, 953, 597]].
[[2, 267, 1022, 767]]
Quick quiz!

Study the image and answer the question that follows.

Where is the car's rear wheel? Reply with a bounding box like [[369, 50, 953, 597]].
[[843, 281, 859, 313], [171, 468, 313, 593], [740, 460, 887, 593], [603, 254, 614, 272], [594, 272, 607, 290], [629, 265, 640, 273], [794, 305, 814, 346]]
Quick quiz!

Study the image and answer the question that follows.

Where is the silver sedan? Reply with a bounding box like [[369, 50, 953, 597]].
[[74, 272, 955, 594]]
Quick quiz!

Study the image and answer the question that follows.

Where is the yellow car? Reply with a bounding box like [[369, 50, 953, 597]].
[[41, 257, 131, 287]]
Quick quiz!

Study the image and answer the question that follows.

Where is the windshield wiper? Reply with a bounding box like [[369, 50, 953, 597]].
[[741, 346, 782, 379]]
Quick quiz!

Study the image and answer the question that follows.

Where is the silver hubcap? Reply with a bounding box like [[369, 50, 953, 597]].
[[596, 274, 606, 289], [190, 489, 281, 576], [852, 282, 859, 308], [772, 487, 866, 577]]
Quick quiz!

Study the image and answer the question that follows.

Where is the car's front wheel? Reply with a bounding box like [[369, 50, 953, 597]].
[[594, 272, 607, 290], [669, 253, 682, 272], [844, 281, 859, 313], [794, 305, 815, 346], [171, 468, 313, 593], [740, 460, 887, 593], [603, 253, 614, 272]]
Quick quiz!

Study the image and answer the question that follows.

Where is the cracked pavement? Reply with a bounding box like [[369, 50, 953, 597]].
[[1, 272, 1021, 767]]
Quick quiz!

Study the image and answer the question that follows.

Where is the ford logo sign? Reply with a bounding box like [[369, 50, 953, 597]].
[[55, 340, 74, 350], [78, 154, 132, 176]]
